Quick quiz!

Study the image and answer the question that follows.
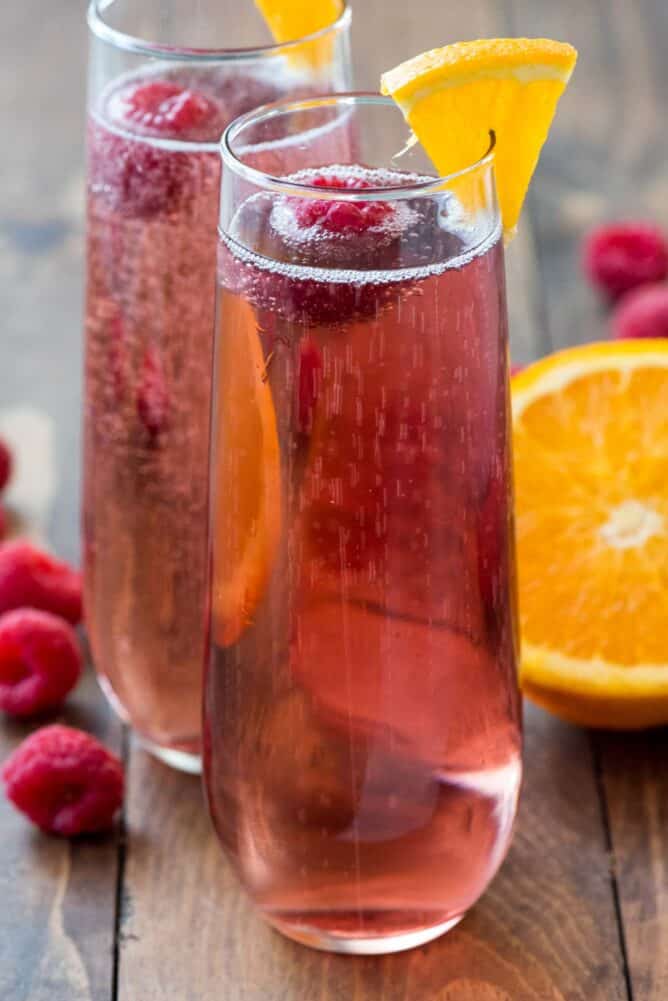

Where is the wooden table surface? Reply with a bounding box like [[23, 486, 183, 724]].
[[2, 1, 667, 998]]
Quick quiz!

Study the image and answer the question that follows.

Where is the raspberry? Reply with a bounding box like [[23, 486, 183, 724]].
[[0, 610, 82, 718], [294, 173, 393, 234], [296, 338, 323, 434], [2, 725, 123, 836], [136, 346, 170, 439], [0, 438, 12, 492], [87, 120, 211, 220], [583, 222, 668, 300], [611, 282, 668, 340], [116, 80, 223, 142], [0, 507, 7, 542], [0, 541, 82, 625]]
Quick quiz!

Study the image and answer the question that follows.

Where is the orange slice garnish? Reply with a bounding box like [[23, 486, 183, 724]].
[[381, 38, 577, 236]]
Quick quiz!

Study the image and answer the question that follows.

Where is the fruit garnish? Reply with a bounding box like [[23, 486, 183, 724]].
[[0, 609, 83, 718], [294, 173, 392, 234], [116, 80, 222, 142], [211, 300, 281, 646], [381, 38, 577, 235], [583, 222, 668, 300], [0, 541, 82, 625], [512, 340, 668, 728], [612, 283, 668, 340], [2, 725, 124, 836], [254, 0, 343, 43], [0, 438, 12, 492], [136, 346, 170, 440], [296, 337, 323, 434], [87, 121, 196, 219]]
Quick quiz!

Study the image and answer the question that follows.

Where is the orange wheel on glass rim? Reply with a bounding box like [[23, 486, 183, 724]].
[[512, 340, 668, 729], [210, 298, 281, 648]]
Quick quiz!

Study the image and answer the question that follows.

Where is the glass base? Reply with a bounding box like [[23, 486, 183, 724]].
[[266, 913, 463, 955], [97, 676, 202, 774], [137, 737, 202, 775]]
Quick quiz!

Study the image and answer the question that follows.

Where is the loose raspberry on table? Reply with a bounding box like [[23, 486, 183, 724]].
[[611, 282, 668, 340], [0, 609, 82, 718], [0, 438, 12, 492], [294, 173, 393, 234], [583, 222, 668, 300], [0, 540, 82, 625], [2, 725, 124, 836]]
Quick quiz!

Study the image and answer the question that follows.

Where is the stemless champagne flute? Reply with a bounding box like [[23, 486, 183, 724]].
[[82, 0, 352, 772], [205, 94, 522, 954]]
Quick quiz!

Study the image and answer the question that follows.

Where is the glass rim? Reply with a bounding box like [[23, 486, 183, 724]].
[[221, 93, 496, 201], [87, 0, 351, 62]]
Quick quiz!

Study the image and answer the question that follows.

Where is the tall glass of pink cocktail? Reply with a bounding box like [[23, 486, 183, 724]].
[[205, 95, 521, 953], [83, 0, 352, 771]]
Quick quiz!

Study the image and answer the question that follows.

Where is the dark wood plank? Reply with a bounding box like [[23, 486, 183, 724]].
[[0, 670, 121, 1001], [600, 730, 668, 1001], [507, 2, 668, 997], [0, 2, 121, 999], [116, 2, 627, 997]]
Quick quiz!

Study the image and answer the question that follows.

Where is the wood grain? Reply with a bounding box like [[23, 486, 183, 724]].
[[0, 3, 120, 1000], [0, 669, 121, 1001], [599, 730, 668, 1001], [3, 0, 666, 998], [117, 707, 627, 1001], [507, 2, 668, 999]]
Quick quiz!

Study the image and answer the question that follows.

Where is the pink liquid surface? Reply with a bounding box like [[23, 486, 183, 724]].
[[83, 67, 345, 760], [205, 168, 522, 948]]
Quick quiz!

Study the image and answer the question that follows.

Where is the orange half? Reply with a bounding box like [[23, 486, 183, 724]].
[[512, 340, 668, 728]]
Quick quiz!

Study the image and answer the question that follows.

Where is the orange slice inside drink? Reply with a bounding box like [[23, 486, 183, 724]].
[[211, 298, 281, 647]]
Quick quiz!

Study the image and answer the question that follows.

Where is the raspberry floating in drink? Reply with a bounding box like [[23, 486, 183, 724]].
[[136, 346, 170, 440], [293, 171, 393, 233], [115, 80, 223, 141]]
